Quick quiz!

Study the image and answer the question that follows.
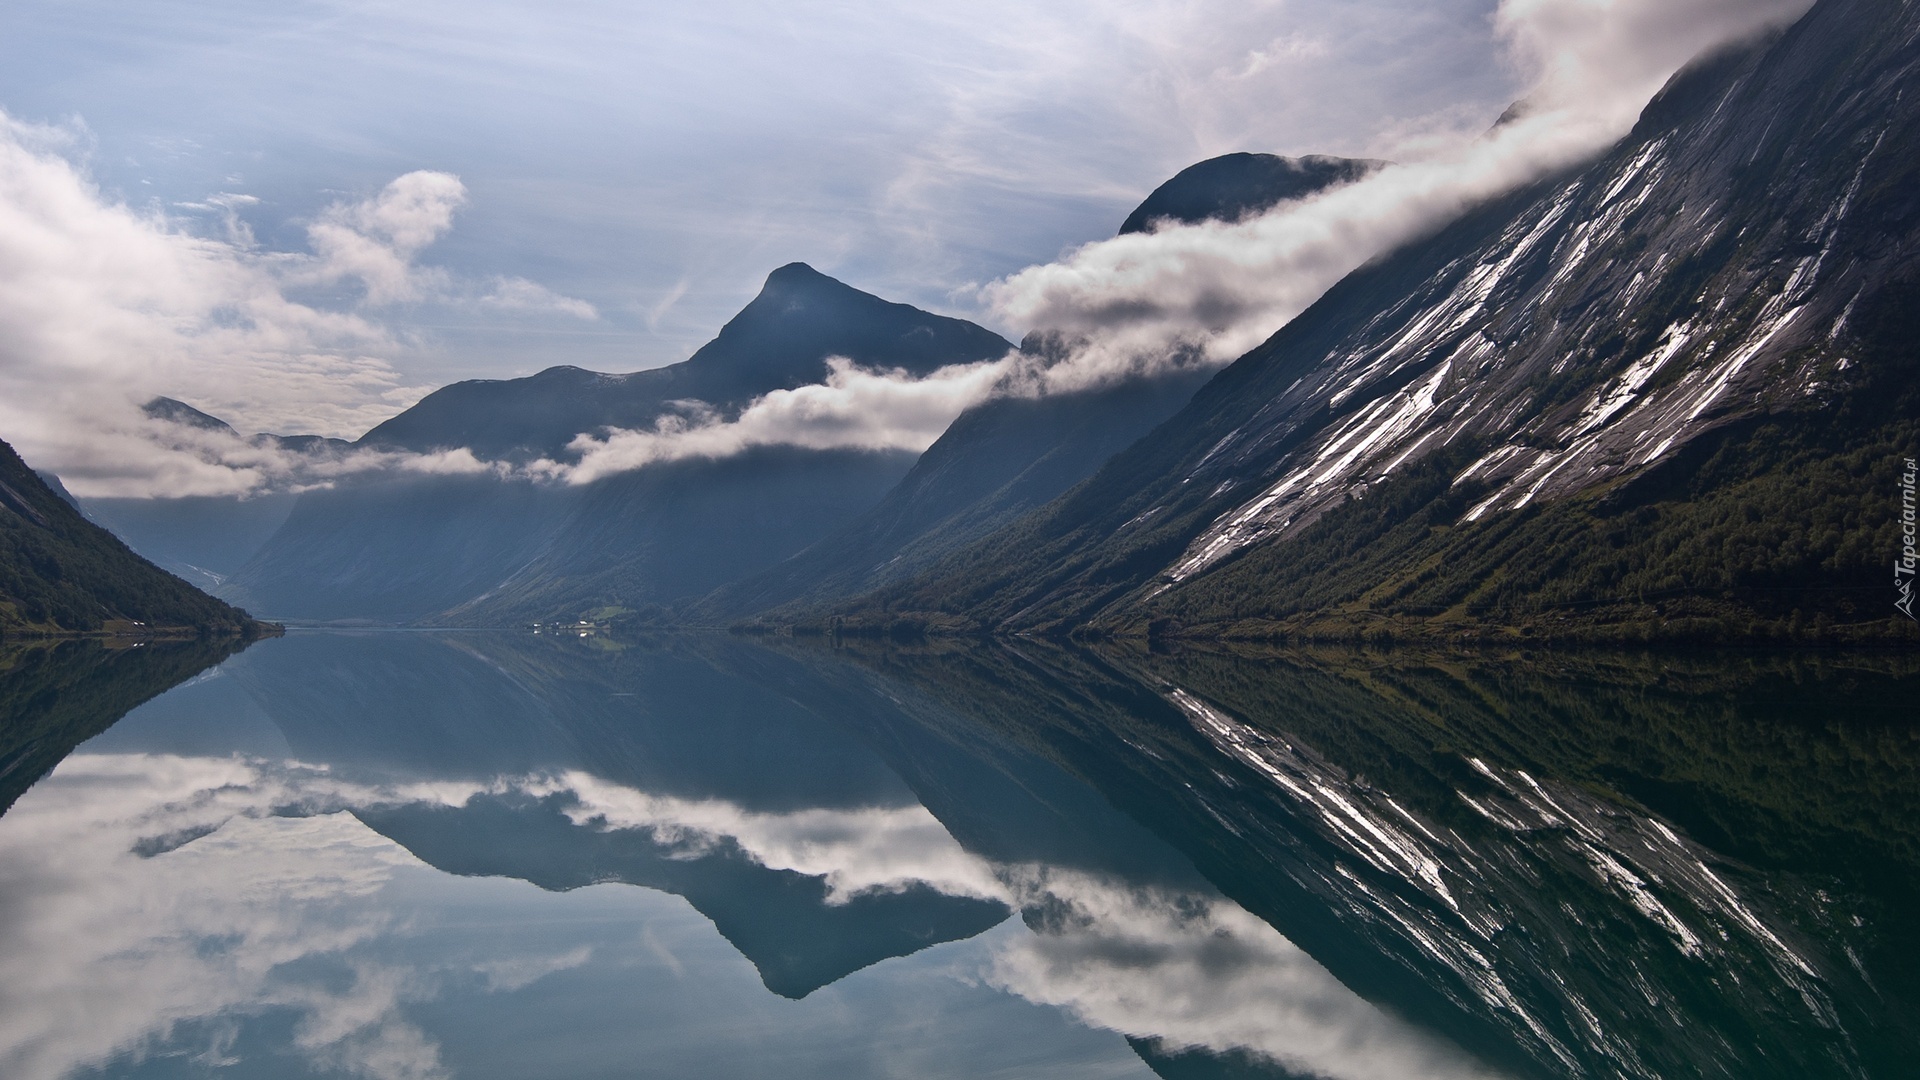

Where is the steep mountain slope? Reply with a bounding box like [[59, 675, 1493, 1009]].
[[0, 437, 261, 636], [832, 0, 1920, 643], [700, 155, 1376, 624], [226, 266, 1013, 623], [697, 365, 1213, 624]]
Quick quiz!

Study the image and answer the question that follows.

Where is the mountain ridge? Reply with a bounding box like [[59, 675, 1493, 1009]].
[[224, 265, 1015, 623], [801, 0, 1920, 645], [358, 262, 1012, 462], [695, 154, 1379, 626]]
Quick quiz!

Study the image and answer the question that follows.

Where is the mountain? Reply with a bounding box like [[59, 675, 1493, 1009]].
[[822, 0, 1920, 645], [0, 437, 262, 637], [811, 638, 1919, 1079], [358, 262, 1010, 461], [700, 155, 1377, 624], [1118, 153, 1382, 235], [223, 265, 1015, 623]]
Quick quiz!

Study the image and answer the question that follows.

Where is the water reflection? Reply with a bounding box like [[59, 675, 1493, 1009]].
[[796, 640, 1918, 1080], [0, 631, 1911, 1079]]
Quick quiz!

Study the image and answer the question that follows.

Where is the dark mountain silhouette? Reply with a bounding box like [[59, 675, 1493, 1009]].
[[359, 262, 1011, 462], [214, 631, 1008, 1000], [1118, 152, 1381, 235]]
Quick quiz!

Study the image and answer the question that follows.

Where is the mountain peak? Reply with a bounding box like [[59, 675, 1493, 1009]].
[[1119, 153, 1384, 235], [143, 397, 236, 435], [765, 261, 829, 284]]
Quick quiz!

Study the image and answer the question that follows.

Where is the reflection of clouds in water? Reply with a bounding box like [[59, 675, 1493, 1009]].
[[555, 771, 1501, 1080], [989, 869, 1505, 1080], [0, 754, 1492, 1080], [0, 755, 579, 1080], [547, 769, 1007, 904]]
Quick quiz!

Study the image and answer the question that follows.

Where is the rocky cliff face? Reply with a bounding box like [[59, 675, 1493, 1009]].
[[837, 0, 1920, 642]]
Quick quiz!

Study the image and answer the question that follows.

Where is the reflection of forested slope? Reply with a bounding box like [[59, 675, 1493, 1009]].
[[797, 639, 1917, 1080], [0, 638, 247, 813]]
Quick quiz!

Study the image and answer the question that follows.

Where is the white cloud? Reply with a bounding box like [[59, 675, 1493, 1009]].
[[988, 871, 1508, 1080], [302, 171, 467, 305], [0, 755, 446, 1080], [0, 749, 1503, 1080], [0, 0, 1815, 495], [545, 355, 1013, 485], [513, 769, 1508, 1079], [479, 275, 599, 319], [524, 0, 1813, 483], [0, 116, 589, 497], [978, 0, 1813, 391]]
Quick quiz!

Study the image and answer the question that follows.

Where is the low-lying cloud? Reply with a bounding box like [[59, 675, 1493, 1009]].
[[529, 0, 1812, 484], [0, 115, 595, 498], [1, 0, 1814, 496], [547, 356, 1011, 485], [0, 750, 1501, 1080]]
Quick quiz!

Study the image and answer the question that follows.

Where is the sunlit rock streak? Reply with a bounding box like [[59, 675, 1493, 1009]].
[[1149, 7, 1909, 590]]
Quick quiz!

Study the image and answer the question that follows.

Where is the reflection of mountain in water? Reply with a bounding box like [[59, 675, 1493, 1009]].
[[0, 637, 246, 814], [203, 632, 1007, 999], [360, 792, 1007, 1000], [800, 641, 1918, 1080], [79, 631, 1917, 1079]]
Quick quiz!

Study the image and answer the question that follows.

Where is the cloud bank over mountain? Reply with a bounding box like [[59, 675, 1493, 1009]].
[[536, 0, 1813, 484], [0, 0, 1813, 495]]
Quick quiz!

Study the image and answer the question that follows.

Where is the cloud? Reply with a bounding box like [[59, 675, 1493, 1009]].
[[977, 0, 1813, 390], [528, 0, 1813, 483], [0, 115, 587, 497], [479, 276, 599, 319], [0, 754, 454, 1080], [489, 769, 1507, 1079], [988, 871, 1508, 1080], [0, 0, 1814, 495], [301, 171, 467, 305], [545, 355, 1012, 485], [0, 745, 1503, 1080]]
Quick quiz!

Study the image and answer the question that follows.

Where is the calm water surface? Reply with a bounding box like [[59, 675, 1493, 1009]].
[[0, 631, 1912, 1079]]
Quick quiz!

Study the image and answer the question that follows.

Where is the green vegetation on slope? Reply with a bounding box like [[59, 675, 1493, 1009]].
[[0, 438, 262, 636]]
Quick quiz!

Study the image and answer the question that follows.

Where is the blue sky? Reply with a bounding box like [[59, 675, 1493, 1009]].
[[0, 0, 1519, 381], [0, 0, 1810, 494]]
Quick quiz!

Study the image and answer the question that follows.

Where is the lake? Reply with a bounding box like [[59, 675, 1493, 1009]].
[[0, 630, 1912, 1079]]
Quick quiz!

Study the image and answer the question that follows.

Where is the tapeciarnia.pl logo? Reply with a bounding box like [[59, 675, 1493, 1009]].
[[1898, 456, 1917, 620]]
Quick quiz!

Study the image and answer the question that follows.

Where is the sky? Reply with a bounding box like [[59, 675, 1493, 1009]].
[[0, 0, 1813, 495]]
